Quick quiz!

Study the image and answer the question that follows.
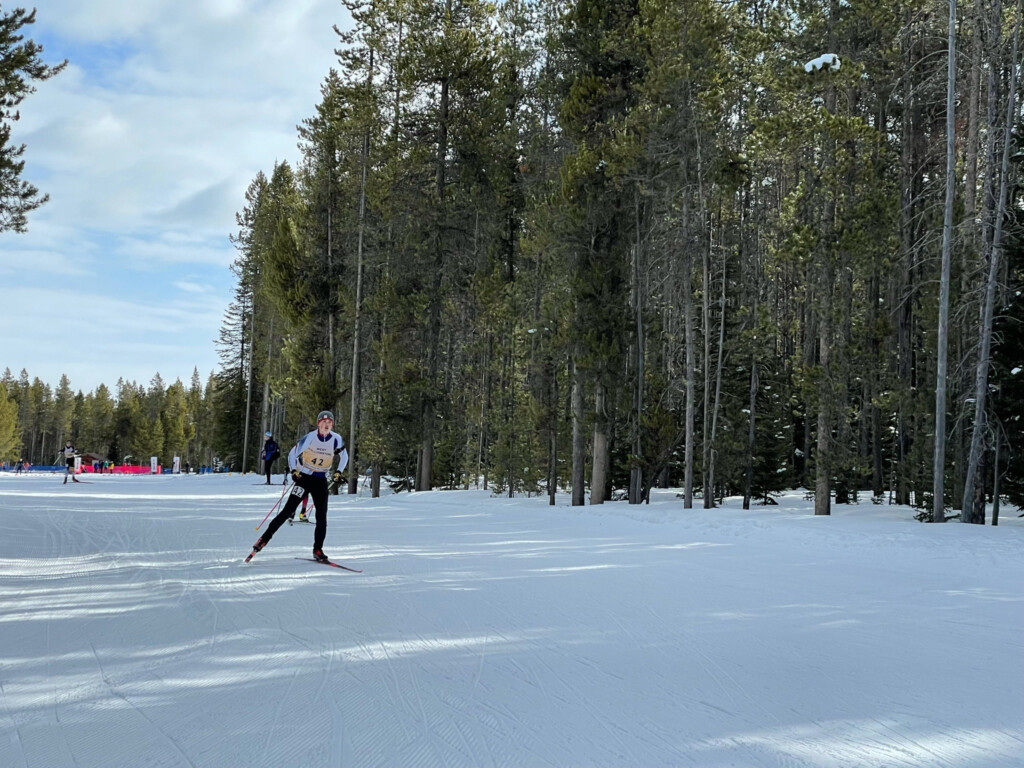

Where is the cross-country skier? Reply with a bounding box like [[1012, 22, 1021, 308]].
[[247, 410, 347, 563], [61, 441, 80, 484], [261, 432, 280, 485]]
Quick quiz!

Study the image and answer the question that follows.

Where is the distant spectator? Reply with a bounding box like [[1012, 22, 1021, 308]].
[[261, 432, 281, 485]]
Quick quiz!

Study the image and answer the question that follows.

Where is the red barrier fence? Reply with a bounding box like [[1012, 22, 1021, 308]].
[[82, 465, 159, 474]]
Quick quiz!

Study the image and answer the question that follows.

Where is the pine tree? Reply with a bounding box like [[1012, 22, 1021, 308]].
[[0, 381, 19, 461], [553, 0, 645, 505], [0, 7, 66, 231]]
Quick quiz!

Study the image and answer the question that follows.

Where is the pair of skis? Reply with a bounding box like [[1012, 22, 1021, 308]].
[[244, 549, 362, 572]]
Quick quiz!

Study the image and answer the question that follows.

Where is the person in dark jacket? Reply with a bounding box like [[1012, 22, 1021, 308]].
[[261, 432, 280, 485]]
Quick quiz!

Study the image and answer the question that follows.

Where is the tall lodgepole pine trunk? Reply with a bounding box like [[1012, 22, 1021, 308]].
[[701, 236, 712, 508], [549, 352, 558, 506], [418, 72, 450, 492], [815, 180, 836, 513], [706, 248, 727, 507], [591, 381, 608, 505], [571, 356, 586, 506], [815, 338, 832, 516], [992, 429, 1002, 525], [630, 195, 644, 505], [348, 50, 373, 495], [694, 128, 709, 510], [963, 7, 1020, 523], [931, 0, 957, 523], [682, 245, 695, 509], [259, 318, 273, 477], [242, 301, 255, 474], [814, 0, 841, 517], [743, 356, 758, 510]]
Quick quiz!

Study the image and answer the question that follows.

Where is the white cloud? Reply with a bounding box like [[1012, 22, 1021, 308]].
[[0, 245, 88, 277], [112, 230, 237, 269], [174, 280, 214, 294], [1, 0, 350, 390]]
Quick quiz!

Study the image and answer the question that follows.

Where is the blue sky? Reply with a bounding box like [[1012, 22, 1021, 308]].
[[1, 0, 348, 392]]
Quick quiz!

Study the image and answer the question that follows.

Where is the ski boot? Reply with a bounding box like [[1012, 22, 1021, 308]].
[[245, 536, 268, 563], [312, 548, 329, 564]]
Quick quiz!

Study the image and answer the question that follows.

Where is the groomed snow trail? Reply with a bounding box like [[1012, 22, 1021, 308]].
[[0, 473, 1021, 768]]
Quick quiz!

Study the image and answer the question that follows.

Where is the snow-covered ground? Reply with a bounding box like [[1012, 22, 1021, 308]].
[[0, 472, 1021, 768]]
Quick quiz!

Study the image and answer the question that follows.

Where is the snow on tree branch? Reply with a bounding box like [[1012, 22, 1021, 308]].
[[804, 54, 841, 73]]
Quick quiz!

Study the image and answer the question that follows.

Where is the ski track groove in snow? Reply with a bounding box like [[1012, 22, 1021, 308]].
[[1, 475, 1023, 766], [0, 676, 28, 768], [86, 638, 197, 768]]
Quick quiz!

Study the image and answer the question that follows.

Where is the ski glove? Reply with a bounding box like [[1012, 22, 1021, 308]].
[[291, 469, 302, 482]]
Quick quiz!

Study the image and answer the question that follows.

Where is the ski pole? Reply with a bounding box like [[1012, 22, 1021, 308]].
[[256, 482, 292, 530]]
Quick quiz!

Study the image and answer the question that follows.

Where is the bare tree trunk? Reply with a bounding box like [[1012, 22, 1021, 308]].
[[743, 356, 758, 510], [867, 273, 884, 497], [991, 427, 1001, 525], [932, 0, 958, 523], [242, 302, 255, 474], [895, 13, 918, 507], [349, 53, 373, 494], [478, 336, 491, 490], [702, 235, 712, 507], [326, 205, 336, 390], [815, 143, 836, 515], [258, 320, 272, 476], [417, 69, 450, 492], [695, 127, 709, 510], [549, 356, 558, 506], [963, 8, 1020, 523], [815, 309, 832, 517], [802, 290, 815, 491], [258, 319, 273, 462], [571, 357, 586, 506], [507, 325, 517, 499], [707, 249, 727, 507], [965, 9, 982, 234], [591, 381, 608, 505], [683, 246, 695, 509], [630, 195, 644, 505]]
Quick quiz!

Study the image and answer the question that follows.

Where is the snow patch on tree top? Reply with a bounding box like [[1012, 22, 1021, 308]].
[[805, 53, 841, 72]]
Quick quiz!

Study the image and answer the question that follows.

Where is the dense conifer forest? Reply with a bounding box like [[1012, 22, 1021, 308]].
[[3, 0, 1023, 521]]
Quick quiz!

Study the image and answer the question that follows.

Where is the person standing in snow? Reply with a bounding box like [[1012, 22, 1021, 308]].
[[247, 410, 347, 563], [261, 432, 280, 485], [61, 441, 80, 484]]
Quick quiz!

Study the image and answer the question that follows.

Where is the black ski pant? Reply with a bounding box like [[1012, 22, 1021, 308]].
[[264, 460, 274, 484], [262, 473, 329, 551]]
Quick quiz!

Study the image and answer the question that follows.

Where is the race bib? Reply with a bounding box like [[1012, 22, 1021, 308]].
[[301, 440, 335, 471]]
